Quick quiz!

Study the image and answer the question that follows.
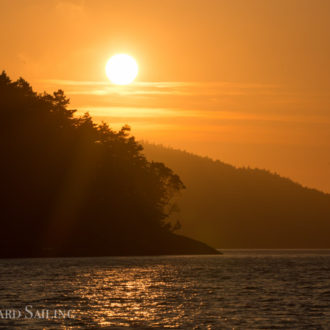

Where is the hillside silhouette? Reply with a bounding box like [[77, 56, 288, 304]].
[[143, 143, 330, 248], [0, 72, 219, 257]]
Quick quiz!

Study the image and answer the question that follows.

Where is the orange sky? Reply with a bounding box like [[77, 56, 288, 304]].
[[1, 0, 330, 192]]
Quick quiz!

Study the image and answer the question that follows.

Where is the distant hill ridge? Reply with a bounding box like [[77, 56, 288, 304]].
[[142, 142, 330, 248]]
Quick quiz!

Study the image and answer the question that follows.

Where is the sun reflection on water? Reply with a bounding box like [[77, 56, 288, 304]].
[[71, 265, 186, 328], [1, 253, 329, 328]]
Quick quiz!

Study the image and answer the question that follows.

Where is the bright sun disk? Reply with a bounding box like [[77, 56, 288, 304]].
[[105, 54, 138, 85]]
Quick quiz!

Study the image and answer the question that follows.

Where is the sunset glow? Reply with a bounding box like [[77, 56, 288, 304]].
[[3, 0, 330, 193], [2, 1, 330, 328]]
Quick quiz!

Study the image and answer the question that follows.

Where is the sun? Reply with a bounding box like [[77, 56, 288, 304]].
[[105, 54, 138, 85]]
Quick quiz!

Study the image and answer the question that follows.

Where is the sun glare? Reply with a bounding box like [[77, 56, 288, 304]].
[[105, 54, 138, 85]]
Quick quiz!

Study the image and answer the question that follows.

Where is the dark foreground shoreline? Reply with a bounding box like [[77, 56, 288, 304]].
[[0, 233, 220, 258]]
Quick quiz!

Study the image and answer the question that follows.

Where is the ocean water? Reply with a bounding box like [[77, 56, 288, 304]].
[[0, 250, 329, 329]]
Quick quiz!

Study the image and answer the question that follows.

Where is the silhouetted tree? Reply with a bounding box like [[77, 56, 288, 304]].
[[0, 71, 198, 256]]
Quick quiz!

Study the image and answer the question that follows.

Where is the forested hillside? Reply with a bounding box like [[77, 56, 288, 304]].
[[143, 143, 330, 248]]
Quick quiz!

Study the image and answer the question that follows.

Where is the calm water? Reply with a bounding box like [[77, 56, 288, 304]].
[[0, 250, 329, 329]]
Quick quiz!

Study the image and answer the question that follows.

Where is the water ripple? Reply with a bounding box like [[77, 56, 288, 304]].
[[0, 250, 329, 328]]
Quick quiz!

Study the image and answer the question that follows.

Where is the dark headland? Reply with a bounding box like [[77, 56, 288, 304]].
[[0, 233, 219, 258], [0, 72, 219, 258]]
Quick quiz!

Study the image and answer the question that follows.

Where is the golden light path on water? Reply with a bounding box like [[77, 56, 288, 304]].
[[73, 261, 186, 328], [1, 252, 328, 328]]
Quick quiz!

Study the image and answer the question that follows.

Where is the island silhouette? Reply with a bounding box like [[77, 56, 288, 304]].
[[2, 71, 329, 257], [0, 71, 219, 257]]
